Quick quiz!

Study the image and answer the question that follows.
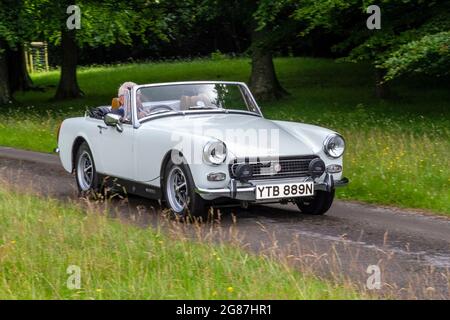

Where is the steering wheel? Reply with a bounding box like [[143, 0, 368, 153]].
[[149, 105, 174, 113]]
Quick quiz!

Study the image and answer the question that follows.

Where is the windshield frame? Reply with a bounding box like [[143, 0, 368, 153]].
[[130, 81, 263, 127]]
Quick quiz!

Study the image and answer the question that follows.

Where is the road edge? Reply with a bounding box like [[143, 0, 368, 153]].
[[1, 145, 448, 219]]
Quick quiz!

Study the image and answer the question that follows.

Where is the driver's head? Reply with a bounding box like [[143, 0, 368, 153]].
[[118, 82, 137, 105]]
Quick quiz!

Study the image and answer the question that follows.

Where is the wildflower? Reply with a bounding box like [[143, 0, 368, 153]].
[[10, 240, 16, 244], [227, 287, 234, 293], [96, 289, 102, 293]]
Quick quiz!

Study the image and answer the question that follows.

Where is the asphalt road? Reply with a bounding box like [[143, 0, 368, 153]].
[[0, 146, 449, 299]]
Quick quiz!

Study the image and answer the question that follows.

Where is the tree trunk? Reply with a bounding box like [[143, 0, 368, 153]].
[[7, 45, 34, 93], [374, 68, 390, 99], [249, 28, 288, 101], [0, 43, 12, 105], [55, 29, 83, 100]]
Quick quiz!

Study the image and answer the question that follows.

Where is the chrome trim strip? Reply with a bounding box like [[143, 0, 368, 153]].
[[195, 177, 349, 200]]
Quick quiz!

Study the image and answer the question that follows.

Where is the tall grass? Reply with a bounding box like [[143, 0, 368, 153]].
[[264, 98, 450, 214], [0, 187, 362, 299], [1, 57, 449, 214]]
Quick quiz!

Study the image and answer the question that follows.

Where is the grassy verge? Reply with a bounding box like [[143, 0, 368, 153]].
[[1, 57, 449, 214], [0, 187, 361, 299]]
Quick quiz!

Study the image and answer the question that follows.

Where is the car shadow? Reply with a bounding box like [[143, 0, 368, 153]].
[[108, 194, 340, 228]]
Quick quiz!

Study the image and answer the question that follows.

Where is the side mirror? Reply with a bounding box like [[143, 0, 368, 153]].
[[104, 113, 123, 133]]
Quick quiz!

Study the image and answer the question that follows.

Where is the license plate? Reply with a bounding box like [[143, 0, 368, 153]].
[[255, 182, 314, 200]]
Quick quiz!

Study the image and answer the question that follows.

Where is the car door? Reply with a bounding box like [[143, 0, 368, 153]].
[[96, 123, 135, 179], [133, 123, 169, 183], [95, 90, 135, 180]]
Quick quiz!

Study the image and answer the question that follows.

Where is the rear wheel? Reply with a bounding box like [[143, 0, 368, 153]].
[[75, 142, 100, 197], [295, 190, 335, 215], [163, 160, 208, 220]]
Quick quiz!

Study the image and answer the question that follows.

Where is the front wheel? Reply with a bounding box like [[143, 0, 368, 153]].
[[295, 189, 335, 215], [75, 142, 100, 197], [163, 161, 208, 220]]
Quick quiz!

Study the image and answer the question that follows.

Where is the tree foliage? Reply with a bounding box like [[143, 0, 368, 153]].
[[382, 31, 450, 80], [12, 0, 171, 99], [25, 0, 168, 48], [291, 0, 450, 82], [1, 0, 448, 104], [197, 0, 302, 100]]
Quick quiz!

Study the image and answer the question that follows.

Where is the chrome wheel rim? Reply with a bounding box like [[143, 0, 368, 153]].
[[166, 167, 188, 213], [77, 151, 94, 191]]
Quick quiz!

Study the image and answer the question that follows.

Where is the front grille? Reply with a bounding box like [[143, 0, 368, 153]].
[[229, 155, 318, 180]]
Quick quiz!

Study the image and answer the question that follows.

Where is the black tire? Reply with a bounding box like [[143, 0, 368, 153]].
[[163, 160, 208, 220], [295, 189, 335, 215], [74, 142, 100, 197]]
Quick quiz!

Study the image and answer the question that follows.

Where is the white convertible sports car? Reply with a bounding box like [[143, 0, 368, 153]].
[[56, 81, 348, 218]]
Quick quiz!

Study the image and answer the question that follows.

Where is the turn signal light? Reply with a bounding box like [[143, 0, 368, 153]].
[[207, 172, 226, 181], [326, 164, 342, 173]]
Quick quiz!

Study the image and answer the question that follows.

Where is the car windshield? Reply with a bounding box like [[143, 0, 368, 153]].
[[135, 83, 259, 119]]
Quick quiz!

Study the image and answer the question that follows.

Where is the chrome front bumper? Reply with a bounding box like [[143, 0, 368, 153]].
[[195, 174, 349, 201]]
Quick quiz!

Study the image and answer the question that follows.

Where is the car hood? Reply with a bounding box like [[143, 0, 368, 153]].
[[144, 112, 330, 158]]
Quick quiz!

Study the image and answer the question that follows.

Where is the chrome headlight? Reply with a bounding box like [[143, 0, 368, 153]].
[[203, 140, 227, 165], [323, 134, 345, 158]]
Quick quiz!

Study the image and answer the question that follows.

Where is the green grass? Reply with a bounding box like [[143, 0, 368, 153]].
[[0, 187, 361, 299], [1, 57, 449, 214]]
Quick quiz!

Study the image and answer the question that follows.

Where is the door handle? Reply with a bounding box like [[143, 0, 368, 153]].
[[97, 125, 108, 134]]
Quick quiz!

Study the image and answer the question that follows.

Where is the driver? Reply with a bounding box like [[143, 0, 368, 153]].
[[114, 81, 137, 120], [114, 82, 150, 120]]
